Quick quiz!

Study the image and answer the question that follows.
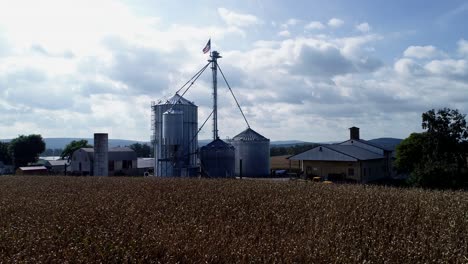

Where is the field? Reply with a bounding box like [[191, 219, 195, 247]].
[[1, 177, 468, 263]]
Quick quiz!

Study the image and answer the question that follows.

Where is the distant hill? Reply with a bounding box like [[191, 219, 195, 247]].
[[1, 137, 403, 151], [367, 138, 403, 150]]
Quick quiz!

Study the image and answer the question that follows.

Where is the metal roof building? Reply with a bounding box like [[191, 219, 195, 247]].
[[70, 147, 137, 176], [289, 127, 395, 183]]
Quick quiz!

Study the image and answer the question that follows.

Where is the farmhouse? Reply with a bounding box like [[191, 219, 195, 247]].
[[289, 127, 396, 183], [70, 147, 137, 176]]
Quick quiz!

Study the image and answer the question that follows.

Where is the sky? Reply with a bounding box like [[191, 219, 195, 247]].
[[0, 0, 467, 142]]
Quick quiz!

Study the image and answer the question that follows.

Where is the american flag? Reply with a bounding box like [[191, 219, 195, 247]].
[[202, 39, 211, 54]]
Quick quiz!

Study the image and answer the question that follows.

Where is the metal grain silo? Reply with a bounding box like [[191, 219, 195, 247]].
[[200, 139, 235, 178], [151, 94, 198, 176], [93, 133, 108, 176], [230, 128, 270, 177]]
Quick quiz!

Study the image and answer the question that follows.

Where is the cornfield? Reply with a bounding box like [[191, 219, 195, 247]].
[[1, 176, 467, 263]]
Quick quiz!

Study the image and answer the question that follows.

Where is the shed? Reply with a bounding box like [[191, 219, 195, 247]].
[[16, 166, 48, 176]]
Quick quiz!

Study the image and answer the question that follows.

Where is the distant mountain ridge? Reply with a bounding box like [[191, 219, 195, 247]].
[[1, 137, 403, 150]]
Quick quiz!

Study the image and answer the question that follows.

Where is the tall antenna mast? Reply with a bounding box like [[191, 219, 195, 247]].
[[209, 50, 222, 140]]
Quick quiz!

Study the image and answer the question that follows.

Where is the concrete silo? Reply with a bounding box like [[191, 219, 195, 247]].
[[151, 94, 198, 176], [93, 133, 108, 176], [230, 128, 270, 177], [200, 139, 235, 177]]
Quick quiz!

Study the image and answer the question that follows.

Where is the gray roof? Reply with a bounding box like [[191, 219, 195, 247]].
[[232, 128, 269, 141], [201, 139, 234, 150], [326, 145, 384, 160], [163, 94, 196, 106], [289, 145, 383, 161], [48, 160, 69, 166], [19, 166, 48, 171]]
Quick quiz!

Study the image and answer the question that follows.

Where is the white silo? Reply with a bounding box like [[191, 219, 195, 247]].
[[230, 128, 270, 177], [161, 109, 184, 176], [151, 94, 198, 176], [93, 133, 108, 176]]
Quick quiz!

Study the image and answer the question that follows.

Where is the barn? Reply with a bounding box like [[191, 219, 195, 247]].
[[70, 147, 137, 176], [289, 127, 395, 183]]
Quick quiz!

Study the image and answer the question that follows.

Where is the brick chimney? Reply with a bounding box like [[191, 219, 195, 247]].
[[349, 126, 360, 140]]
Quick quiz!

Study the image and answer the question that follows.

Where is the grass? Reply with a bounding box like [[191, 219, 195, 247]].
[[1, 176, 468, 262]]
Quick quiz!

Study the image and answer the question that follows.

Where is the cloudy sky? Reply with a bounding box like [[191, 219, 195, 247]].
[[0, 0, 467, 142]]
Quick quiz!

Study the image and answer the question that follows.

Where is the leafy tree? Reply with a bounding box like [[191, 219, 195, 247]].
[[396, 108, 468, 188], [395, 133, 428, 173], [8, 134, 46, 168], [129, 143, 152, 157], [61, 140, 92, 159], [0, 142, 12, 165]]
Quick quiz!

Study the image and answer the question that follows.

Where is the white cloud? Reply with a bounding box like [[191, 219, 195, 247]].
[[425, 59, 468, 78], [278, 30, 291, 37], [217, 7, 262, 28], [280, 18, 300, 29], [305, 21, 325, 30], [0, 1, 467, 143], [328, 18, 344, 28], [356, 22, 371, 33], [403, 45, 439, 59], [458, 39, 468, 56], [394, 58, 424, 76]]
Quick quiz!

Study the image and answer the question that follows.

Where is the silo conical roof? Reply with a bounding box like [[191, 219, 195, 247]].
[[232, 128, 269, 141], [162, 93, 196, 106], [201, 138, 234, 150]]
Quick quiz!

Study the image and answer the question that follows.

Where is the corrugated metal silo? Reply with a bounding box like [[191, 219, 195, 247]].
[[200, 139, 235, 177], [152, 94, 198, 176], [163, 109, 183, 145], [93, 133, 108, 176], [230, 128, 270, 177]]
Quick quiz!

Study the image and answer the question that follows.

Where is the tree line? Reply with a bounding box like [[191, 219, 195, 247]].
[[0, 137, 153, 170], [0, 135, 46, 169], [395, 108, 468, 189]]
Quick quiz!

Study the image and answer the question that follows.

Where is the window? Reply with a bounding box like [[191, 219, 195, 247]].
[[348, 168, 354, 176], [123, 160, 132, 169], [108, 161, 115, 171]]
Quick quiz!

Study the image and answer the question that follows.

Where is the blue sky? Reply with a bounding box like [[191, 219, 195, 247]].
[[0, 0, 467, 142]]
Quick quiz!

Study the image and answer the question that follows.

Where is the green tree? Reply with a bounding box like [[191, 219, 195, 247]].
[[8, 134, 46, 168], [0, 142, 12, 165], [129, 143, 152, 157], [395, 133, 428, 173], [61, 140, 92, 159], [396, 108, 468, 188]]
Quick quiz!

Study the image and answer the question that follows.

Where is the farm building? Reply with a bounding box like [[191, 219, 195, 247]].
[[70, 147, 137, 176], [289, 127, 395, 183], [46, 160, 69, 174], [16, 166, 49, 176]]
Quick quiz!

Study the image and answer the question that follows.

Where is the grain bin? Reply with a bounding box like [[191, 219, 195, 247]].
[[230, 128, 270, 177], [151, 94, 198, 176], [93, 133, 108, 176], [200, 139, 235, 178]]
